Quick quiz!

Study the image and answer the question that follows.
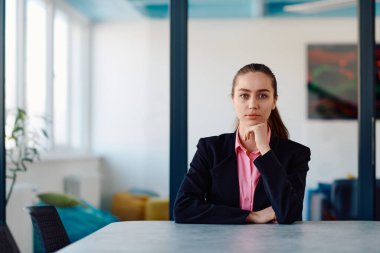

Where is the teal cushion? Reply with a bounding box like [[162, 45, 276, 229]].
[[34, 199, 119, 252], [56, 200, 119, 242]]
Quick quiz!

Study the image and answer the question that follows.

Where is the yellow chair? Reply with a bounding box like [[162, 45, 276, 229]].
[[111, 192, 149, 221], [144, 198, 169, 220]]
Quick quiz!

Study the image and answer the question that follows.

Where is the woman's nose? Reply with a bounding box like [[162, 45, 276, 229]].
[[248, 98, 258, 109]]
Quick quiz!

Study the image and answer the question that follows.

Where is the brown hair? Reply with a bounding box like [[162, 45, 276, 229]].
[[231, 63, 289, 139]]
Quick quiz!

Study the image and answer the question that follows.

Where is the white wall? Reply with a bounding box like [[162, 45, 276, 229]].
[[92, 17, 380, 211], [91, 21, 170, 210], [188, 18, 380, 189]]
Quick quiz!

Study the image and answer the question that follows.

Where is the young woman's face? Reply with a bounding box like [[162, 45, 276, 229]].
[[232, 72, 277, 128]]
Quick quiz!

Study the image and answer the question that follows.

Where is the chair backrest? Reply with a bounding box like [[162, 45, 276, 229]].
[[26, 205, 70, 253], [331, 179, 357, 220], [0, 221, 21, 253], [331, 179, 380, 220]]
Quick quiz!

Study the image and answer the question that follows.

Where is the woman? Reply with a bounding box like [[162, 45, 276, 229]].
[[173, 63, 311, 224]]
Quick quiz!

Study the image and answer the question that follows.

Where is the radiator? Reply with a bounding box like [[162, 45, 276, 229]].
[[63, 174, 101, 208]]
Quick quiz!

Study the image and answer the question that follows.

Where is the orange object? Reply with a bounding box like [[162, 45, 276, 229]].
[[111, 192, 149, 221], [145, 198, 169, 220]]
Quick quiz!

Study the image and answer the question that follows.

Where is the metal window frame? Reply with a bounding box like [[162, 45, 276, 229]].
[[169, 0, 188, 220], [1, 0, 5, 222], [357, 0, 376, 220]]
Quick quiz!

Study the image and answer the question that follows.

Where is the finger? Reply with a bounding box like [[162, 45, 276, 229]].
[[249, 131, 255, 138], [244, 130, 250, 141], [252, 123, 264, 129]]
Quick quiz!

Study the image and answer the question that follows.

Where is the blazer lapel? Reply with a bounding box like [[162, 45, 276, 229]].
[[210, 132, 240, 208], [210, 133, 280, 210]]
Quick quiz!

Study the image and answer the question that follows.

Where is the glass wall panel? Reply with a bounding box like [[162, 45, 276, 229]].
[[188, 0, 362, 221]]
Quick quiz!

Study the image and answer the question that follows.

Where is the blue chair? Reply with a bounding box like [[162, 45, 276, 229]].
[[307, 183, 334, 220], [0, 221, 20, 253], [26, 205, 70, 253]]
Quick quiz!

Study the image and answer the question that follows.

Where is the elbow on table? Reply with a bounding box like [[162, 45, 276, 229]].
[[173, 208, 190, 223], [276, 217, 296, 225], [275, 211, 300, 224], [173, 202, 202, 224], [274, 201, 303, 224], [173, 193, 199, 223], [174, 216, 187, 224], [173, 201, 189, 223]]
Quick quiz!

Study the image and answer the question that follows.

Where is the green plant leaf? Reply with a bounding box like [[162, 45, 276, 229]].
[[41, 129, 49, 138], [6, 107, 50, 203], [20, 162, 27, 172], [11, 126, 24, 135], [22, 158, 34, 163]]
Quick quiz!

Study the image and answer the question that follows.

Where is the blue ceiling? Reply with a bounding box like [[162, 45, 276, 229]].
[[64, 0, 380, 22]]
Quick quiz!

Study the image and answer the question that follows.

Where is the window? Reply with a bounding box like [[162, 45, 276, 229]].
[[26, 0, 48, 137], [5, 0, 90, 153], [5, 0, 16, 110], [53, 11, 69, 147]]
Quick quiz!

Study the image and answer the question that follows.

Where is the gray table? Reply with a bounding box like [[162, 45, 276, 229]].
[[58, 221, 380, 253]]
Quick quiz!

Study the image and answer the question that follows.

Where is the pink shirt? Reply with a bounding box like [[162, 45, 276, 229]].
[[235, 128, 271, 211]]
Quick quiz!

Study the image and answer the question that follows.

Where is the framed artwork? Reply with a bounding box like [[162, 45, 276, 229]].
[[307, 44, 380, 119]]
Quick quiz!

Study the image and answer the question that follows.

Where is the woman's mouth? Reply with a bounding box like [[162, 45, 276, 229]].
[[245, 114, 260, 118]]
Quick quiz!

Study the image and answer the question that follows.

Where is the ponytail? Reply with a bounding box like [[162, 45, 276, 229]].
[[268, 108, 289, 139]]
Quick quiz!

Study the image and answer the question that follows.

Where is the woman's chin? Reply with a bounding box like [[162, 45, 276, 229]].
[[245, 119, 265, 125]]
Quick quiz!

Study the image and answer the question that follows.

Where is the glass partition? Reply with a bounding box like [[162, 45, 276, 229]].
[[4, 0, 170, 250], [187, 0, 366, 221]]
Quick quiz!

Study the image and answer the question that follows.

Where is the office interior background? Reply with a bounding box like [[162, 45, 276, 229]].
[[2, 0, 380, 252]]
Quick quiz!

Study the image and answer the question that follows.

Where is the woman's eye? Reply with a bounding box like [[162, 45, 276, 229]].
[[258, 93, 268, 99], [239, 94, 249, 100]]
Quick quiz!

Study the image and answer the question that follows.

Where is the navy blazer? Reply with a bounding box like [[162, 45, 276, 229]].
[[173, 132, 311, 224]]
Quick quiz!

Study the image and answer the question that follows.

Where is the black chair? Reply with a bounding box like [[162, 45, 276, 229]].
[[26, 205, 70, 253], [0, 221, 20, 253], [331, 179, 380, 220]]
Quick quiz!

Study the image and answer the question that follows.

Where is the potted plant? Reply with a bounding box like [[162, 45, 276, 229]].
[[5, 108, 49, 204]]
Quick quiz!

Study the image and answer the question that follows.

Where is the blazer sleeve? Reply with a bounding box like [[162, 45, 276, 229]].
[[254, 146, 311, 224], [173, 138, 250, 224]]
